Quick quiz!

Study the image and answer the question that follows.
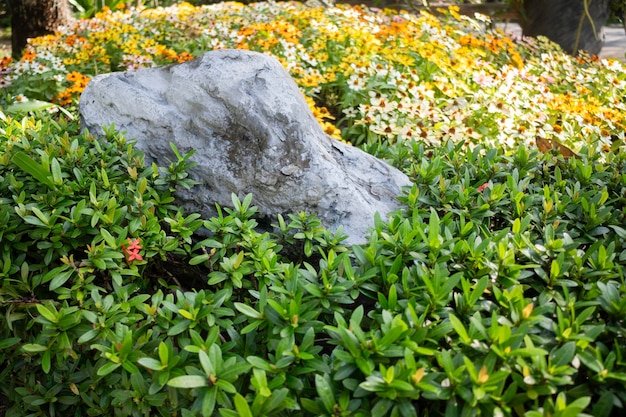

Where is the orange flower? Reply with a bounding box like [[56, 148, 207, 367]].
[[56, 90, 73, 106], [21, 50, 36, 62], [121, 238, 143, 262], [66, 71, 82, 82], [0, 57, 12, 68], [176, 52, 195, 63]]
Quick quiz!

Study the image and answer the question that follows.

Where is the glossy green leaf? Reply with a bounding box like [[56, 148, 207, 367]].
[[0, 337, 20, 350], [315, 374, 334, 413], [11, 151, 55, 189], [97, 362, 121, 377], [234, 302, 263, 319], [35, 303, 58, 323], [21, 343, 48, 353], [448, 314, 471, 344], [167, 375, 208, 389], [138, 357, 166, 371]]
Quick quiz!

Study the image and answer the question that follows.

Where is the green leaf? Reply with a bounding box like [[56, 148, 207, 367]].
[[35, 303, 58, 323], [51, 157, 63, 185], [550, 259, 560, 280], [315, 374, 335, 413], [121, 361, 140, 375], [510, 347, 548, 358], [577, 350, 604, 373], [22, 215, 46, 227], [138, 358, 166, 371], [301, 398, 323, 414], [304, 240, 313, 257], [551, 342, 576, 368], [158, 342, 169, 367], [350, 305, 364, 326], [199, 349, 214, 376], [97, 362, 121, 377], [202, 387, 217, 416], [397, 398, 418, 417], [251, 368, 271, 397], [428, 208, 441, 249], [100, 228, 117, 249], [437, 350, 455, 377], [555, 395, 591, 417], [0, 337, 20, 350], [233, 393, 252, 417], [448, 314, 471, 344], [101, 166, 109, 187], [11, 151, 55, 189], [219, 361, 252, 381], [379, 324, 405, 347], [390, 379, 415, 391], [388, 284, 398, 309], [41, 349, 51, 374], [247, 356, 272, 371], [216, 379, 237, 394], [189, 254, 210, 265], [240, 320, 263, 335], [31, 207, 49, 225], [21, 343, 48, 353], [77, 329, 99, 344], [371, 398, 393, 416], [49, 269, 75, 291], [234, 302, 263, 319], [592, 391, 615, 417], [167, 375, 208, 389], [167, 319, 190, 336], [6, 99, 56, 114], [336, 326, 361, 357]]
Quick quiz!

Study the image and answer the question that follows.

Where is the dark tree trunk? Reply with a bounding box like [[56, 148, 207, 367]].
[[7, 0, 73, 59], [518, 0, 610, 55]]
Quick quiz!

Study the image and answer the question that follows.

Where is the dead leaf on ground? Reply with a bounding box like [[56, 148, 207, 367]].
[[536, 136, 578, 159]]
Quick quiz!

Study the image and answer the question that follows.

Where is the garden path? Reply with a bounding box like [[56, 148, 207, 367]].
[[498, 22, 626, 61], [599, 25, 626, 61]]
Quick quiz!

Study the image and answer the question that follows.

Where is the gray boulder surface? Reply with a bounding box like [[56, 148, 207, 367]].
[[79, 49, 412, 244]]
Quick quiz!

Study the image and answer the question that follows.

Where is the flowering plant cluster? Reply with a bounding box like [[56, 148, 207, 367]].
[[121, 238, 144, 262], [0, 1, 624, 152]]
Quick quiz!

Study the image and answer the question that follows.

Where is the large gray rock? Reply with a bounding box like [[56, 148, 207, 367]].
[[79, 49, 411, 244]]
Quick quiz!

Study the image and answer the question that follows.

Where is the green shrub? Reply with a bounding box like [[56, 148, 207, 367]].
[[0, 108, 625, 416]]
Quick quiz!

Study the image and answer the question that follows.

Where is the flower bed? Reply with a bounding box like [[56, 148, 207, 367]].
[[1, 1, 625, 152]]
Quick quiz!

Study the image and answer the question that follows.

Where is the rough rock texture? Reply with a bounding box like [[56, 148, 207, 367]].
[[79, 49, 412, 244]]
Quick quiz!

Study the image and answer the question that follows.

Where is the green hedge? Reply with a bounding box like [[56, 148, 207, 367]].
[[0, 111, 625, 416]]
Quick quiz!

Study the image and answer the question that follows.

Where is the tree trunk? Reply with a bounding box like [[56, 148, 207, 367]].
[[517, 0, 609, 55], [7, 0, 73, 59]]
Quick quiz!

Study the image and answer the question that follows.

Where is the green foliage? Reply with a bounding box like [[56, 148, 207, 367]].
[[0, 106, 625, 416], [68, 0, 175, 18], [67, 0, 253, 19]]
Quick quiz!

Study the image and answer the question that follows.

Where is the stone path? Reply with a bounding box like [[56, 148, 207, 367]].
[[599, 25, 626, 61], [498, 23, 626, 61]]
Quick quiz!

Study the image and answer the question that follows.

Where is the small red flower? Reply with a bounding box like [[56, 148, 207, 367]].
[[477, 182, 489, 193], [121, 238, 143, 262]]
